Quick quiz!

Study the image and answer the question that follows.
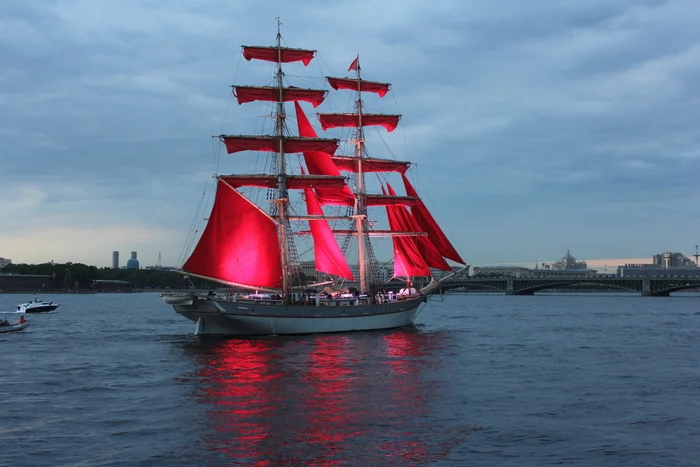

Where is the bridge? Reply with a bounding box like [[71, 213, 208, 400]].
[[434, 276, 700, 297]]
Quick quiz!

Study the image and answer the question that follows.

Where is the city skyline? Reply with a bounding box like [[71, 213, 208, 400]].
[[2, 1, 700, 268]]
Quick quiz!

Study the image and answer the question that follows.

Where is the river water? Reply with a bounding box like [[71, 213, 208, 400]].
[[0, 292, 698, 466]]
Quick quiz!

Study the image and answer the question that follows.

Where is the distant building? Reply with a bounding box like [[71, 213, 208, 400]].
[[112, 251, 119, 269], [618, 251, 700, 277], [652, 252, 696, 268], [126, 251, 140, 270], [0, 257, 11, 269], [550, 248, 587, 270]]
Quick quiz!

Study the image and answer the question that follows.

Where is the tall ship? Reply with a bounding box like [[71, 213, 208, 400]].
[[162, 24, 466, 335]]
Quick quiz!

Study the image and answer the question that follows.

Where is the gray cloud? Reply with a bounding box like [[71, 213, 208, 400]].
[[1, 0, 700, 267]]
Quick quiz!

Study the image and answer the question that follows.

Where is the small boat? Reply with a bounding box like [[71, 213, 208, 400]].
[[17, 298, 59, 313], [0, 319, 30, 333]]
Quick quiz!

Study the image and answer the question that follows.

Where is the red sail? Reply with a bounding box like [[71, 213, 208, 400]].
[[183, 180, 282, 288], [220, 175, 277, 188], [242, 46, 315, 66], [383, 186, 430, 277], [233, 86, 326, 108], [302, 174, 354, 280], [219, 175, 347, 189], [318, 113, 400, 132], [387, 183, 452, 271], [326, 77, 391, 97], [294, 102, 355, 206], [221, 136, 339, 156], [365, 194, 418, 206], [331, 156, 410, 174], [401, 174, 465, 264]]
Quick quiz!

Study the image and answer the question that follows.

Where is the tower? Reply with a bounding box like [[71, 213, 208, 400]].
[[126, 251, 139, 270], [694, 245, 699, 266], [112, 251, 119, 269]]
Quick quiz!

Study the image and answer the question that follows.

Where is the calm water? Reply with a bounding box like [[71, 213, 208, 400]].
[[0, 292, 698, 466]]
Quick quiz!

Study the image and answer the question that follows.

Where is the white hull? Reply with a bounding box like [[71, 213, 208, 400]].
[[17, 300, 59, 313], [164, 294, 425, 336], [0, 321, 30, 333]]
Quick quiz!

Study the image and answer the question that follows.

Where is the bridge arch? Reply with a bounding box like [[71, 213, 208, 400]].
[[513, 280, 639, 295]]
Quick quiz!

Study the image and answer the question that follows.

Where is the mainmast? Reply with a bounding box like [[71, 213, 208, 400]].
[[274, 18, 291, 295], [353, 56, 368, 295]]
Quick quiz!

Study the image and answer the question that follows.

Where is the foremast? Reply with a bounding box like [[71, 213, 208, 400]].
[[199, 22, 354, 295], [273, 19, 291, 295]]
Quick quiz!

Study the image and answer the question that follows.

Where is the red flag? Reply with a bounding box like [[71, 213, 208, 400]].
[[348, 56, 359, 71]]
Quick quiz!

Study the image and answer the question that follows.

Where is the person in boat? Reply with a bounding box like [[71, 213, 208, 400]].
[[398, 281, 418, 298], [0, 319, 9, 326], [19, 316, 26, 324]]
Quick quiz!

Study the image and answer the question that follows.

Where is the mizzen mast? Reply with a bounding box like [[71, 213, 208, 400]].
[[320, 57, 401, 295]]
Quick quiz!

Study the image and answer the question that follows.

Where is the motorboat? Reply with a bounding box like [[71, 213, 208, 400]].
[[17, 298, 59, 313], [0, 319, 30, 333]]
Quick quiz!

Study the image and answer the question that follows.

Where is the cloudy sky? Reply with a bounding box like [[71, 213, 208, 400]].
[[2, 0, 700, 269]]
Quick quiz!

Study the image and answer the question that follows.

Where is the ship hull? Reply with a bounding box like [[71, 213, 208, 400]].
[[166, 295, 425, 336]]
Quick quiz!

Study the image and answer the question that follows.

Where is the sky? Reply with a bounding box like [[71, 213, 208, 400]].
[[2, 0, 700, 269]]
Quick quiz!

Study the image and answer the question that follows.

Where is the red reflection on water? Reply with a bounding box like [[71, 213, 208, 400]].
[[302, 335, 358, 465], [187, 330, 471, 466], [195, 339, 283, 465]]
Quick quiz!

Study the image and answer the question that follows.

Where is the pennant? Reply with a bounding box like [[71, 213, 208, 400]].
[[348, 56, 359, 71]]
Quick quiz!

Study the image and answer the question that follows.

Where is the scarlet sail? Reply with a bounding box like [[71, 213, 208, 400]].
[[383, 186, 430, 277], [242, 46, 315, 66], [326, 77, 391, 97], [221, 135, 339, 155], [386, 183, 451, 271], [331, 156, 410, 174], [318, 113, 400, 132], [183, 180, 282, 288], [233, 86, 326, 108], [302, 178, 354, 280], [220, 174, 347, 189], [365, 194, 418, 207], [294, 102, 355, 206], [401, 174, 465, 264]]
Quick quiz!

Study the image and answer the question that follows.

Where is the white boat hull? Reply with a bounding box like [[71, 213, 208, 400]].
[[164, 294, 425, 336], [0, 321, 30, 333], [16, 300, 59, 313]]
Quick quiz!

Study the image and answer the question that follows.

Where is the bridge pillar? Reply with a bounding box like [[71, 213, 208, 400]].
[[641, 279, 651, 296], [506, 279, 515, 295]]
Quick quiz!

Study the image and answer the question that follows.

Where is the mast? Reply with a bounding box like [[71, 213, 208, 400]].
[[353, 55, 368, 295], [275, 18, 290, 296]]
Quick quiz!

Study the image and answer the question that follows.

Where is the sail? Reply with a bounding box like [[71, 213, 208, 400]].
[[365, 194, 418, 207], [383, 186, 430, 277], [242, 46, 315, 65], [326, 77, 391, 97], [220, 174, 347, 189], [221, 135, 339, 155], [318, 113, 400, 132], [233, 86, 326, 108], [183, 180, 282, 288], [294, 102, 355, 206], [331, 156, 410, 174], [386, 183, 452, 271], [401, 174, 465, 264], [302, 177, 355, 280]]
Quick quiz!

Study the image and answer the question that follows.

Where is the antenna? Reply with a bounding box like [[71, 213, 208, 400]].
[[694, 245, 699, 266]]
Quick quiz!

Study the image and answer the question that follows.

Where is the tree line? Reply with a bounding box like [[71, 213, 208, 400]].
[[1, 262, 218, 289]]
